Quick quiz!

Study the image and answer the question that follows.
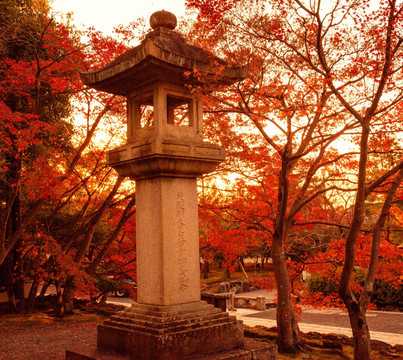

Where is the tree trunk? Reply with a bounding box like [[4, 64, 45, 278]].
[[62, 278, 75, 315], [348, 305, 371, 360], [26, 276, 40, 312], [0, 252, 15, 312], [270, 154, 302, 352], [348, 167, 403, 360], [2, 156, 24, 312], [203, 261, 209, 279], [14, 240, 25, 312], [38, 280, 50, 299], [99, 291, 109, 304], [272, 236, 301, 352], [338, 123, 370, 359], [60, 176, 124, 314]]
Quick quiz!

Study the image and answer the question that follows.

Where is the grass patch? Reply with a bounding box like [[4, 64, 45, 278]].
[[0, 312, 56, 329], [0, 310, 103, 328]]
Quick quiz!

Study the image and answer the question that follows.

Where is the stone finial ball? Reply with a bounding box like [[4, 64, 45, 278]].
[[150, 10, 177, 30]]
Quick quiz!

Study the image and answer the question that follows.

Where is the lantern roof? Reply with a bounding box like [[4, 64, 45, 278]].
[[81, 10, 248, 96]]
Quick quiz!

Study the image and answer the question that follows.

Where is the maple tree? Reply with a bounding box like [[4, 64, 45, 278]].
[[0, 0, 83, 309], [199, 181, 268, 276], [0, 0, 142, 314], [186, 5, 355, 355], [186, 0, 403, 357]]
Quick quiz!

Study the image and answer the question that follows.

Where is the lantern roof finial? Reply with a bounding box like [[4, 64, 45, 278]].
[[150, 10, 177, 30]]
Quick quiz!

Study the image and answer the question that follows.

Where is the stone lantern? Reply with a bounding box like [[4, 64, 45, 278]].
[[67, 10, 276, 360]]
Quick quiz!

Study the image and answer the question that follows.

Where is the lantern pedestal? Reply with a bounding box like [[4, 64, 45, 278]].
[[96, 302, 243, 360], [67, 331, 276, 360]]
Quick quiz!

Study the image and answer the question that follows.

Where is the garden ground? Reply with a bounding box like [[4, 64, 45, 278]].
[[0, 305, 401, 360]]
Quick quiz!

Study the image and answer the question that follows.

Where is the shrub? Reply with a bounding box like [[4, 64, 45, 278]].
[[307, 273, 403, 310], [307, 275, 338, 297], [370, 279, 402, 310]]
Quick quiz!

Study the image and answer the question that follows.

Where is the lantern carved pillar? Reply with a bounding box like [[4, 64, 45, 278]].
[[67, 10, 277, 360]]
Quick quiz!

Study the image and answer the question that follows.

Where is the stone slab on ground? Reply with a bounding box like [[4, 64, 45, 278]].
[[66, 339, 277, 360], [189, 339, 277, 359], [66, 348, 128, 360]]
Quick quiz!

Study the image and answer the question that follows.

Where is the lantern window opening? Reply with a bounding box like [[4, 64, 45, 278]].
[[167, 95, 193, 127], [138, 96, 154, 129]]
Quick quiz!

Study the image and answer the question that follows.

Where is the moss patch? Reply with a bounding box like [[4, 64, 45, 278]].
[[244, 325, 401, 360], [0, 310, 104, 330]]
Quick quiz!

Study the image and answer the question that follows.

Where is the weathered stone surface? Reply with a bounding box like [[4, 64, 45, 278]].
[[66, 338, 277, 360], [256, 297, 266, 311], [234, 296, 270, 310], [242, 279, 252, 292], [201, 291, 232, 311], [219, 282, 231, 293], [243, 339, 278, 360], [135, 177, 201, 306], [189, 339, 277, 359], [150, 10, 177, 30], [107, 142, 225, 179], [80, 13, 248, 95], [95, 302, 244, 360]]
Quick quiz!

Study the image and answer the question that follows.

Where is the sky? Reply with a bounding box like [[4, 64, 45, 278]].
[[51, 0, 187, 35]]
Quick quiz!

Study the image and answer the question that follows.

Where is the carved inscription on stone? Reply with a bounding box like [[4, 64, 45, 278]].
[[176, 191, 189, 291]]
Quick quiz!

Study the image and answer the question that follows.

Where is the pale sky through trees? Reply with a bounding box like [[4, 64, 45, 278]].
[[51, 0, 186, 35]]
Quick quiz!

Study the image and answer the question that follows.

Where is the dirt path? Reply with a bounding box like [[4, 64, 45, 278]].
[[0, 315, 101, 360]]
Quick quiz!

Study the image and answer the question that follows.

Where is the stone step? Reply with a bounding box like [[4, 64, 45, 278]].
[[109, 308, 230, 327], [66, 339, 278, 360], [121, 302, 222, 318], [102, 314, 239, 335], [97, 317, 245, 359], [117, 307, 224, 323]]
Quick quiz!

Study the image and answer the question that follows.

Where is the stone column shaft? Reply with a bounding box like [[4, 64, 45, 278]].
[[136, 176, 200, 306]]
